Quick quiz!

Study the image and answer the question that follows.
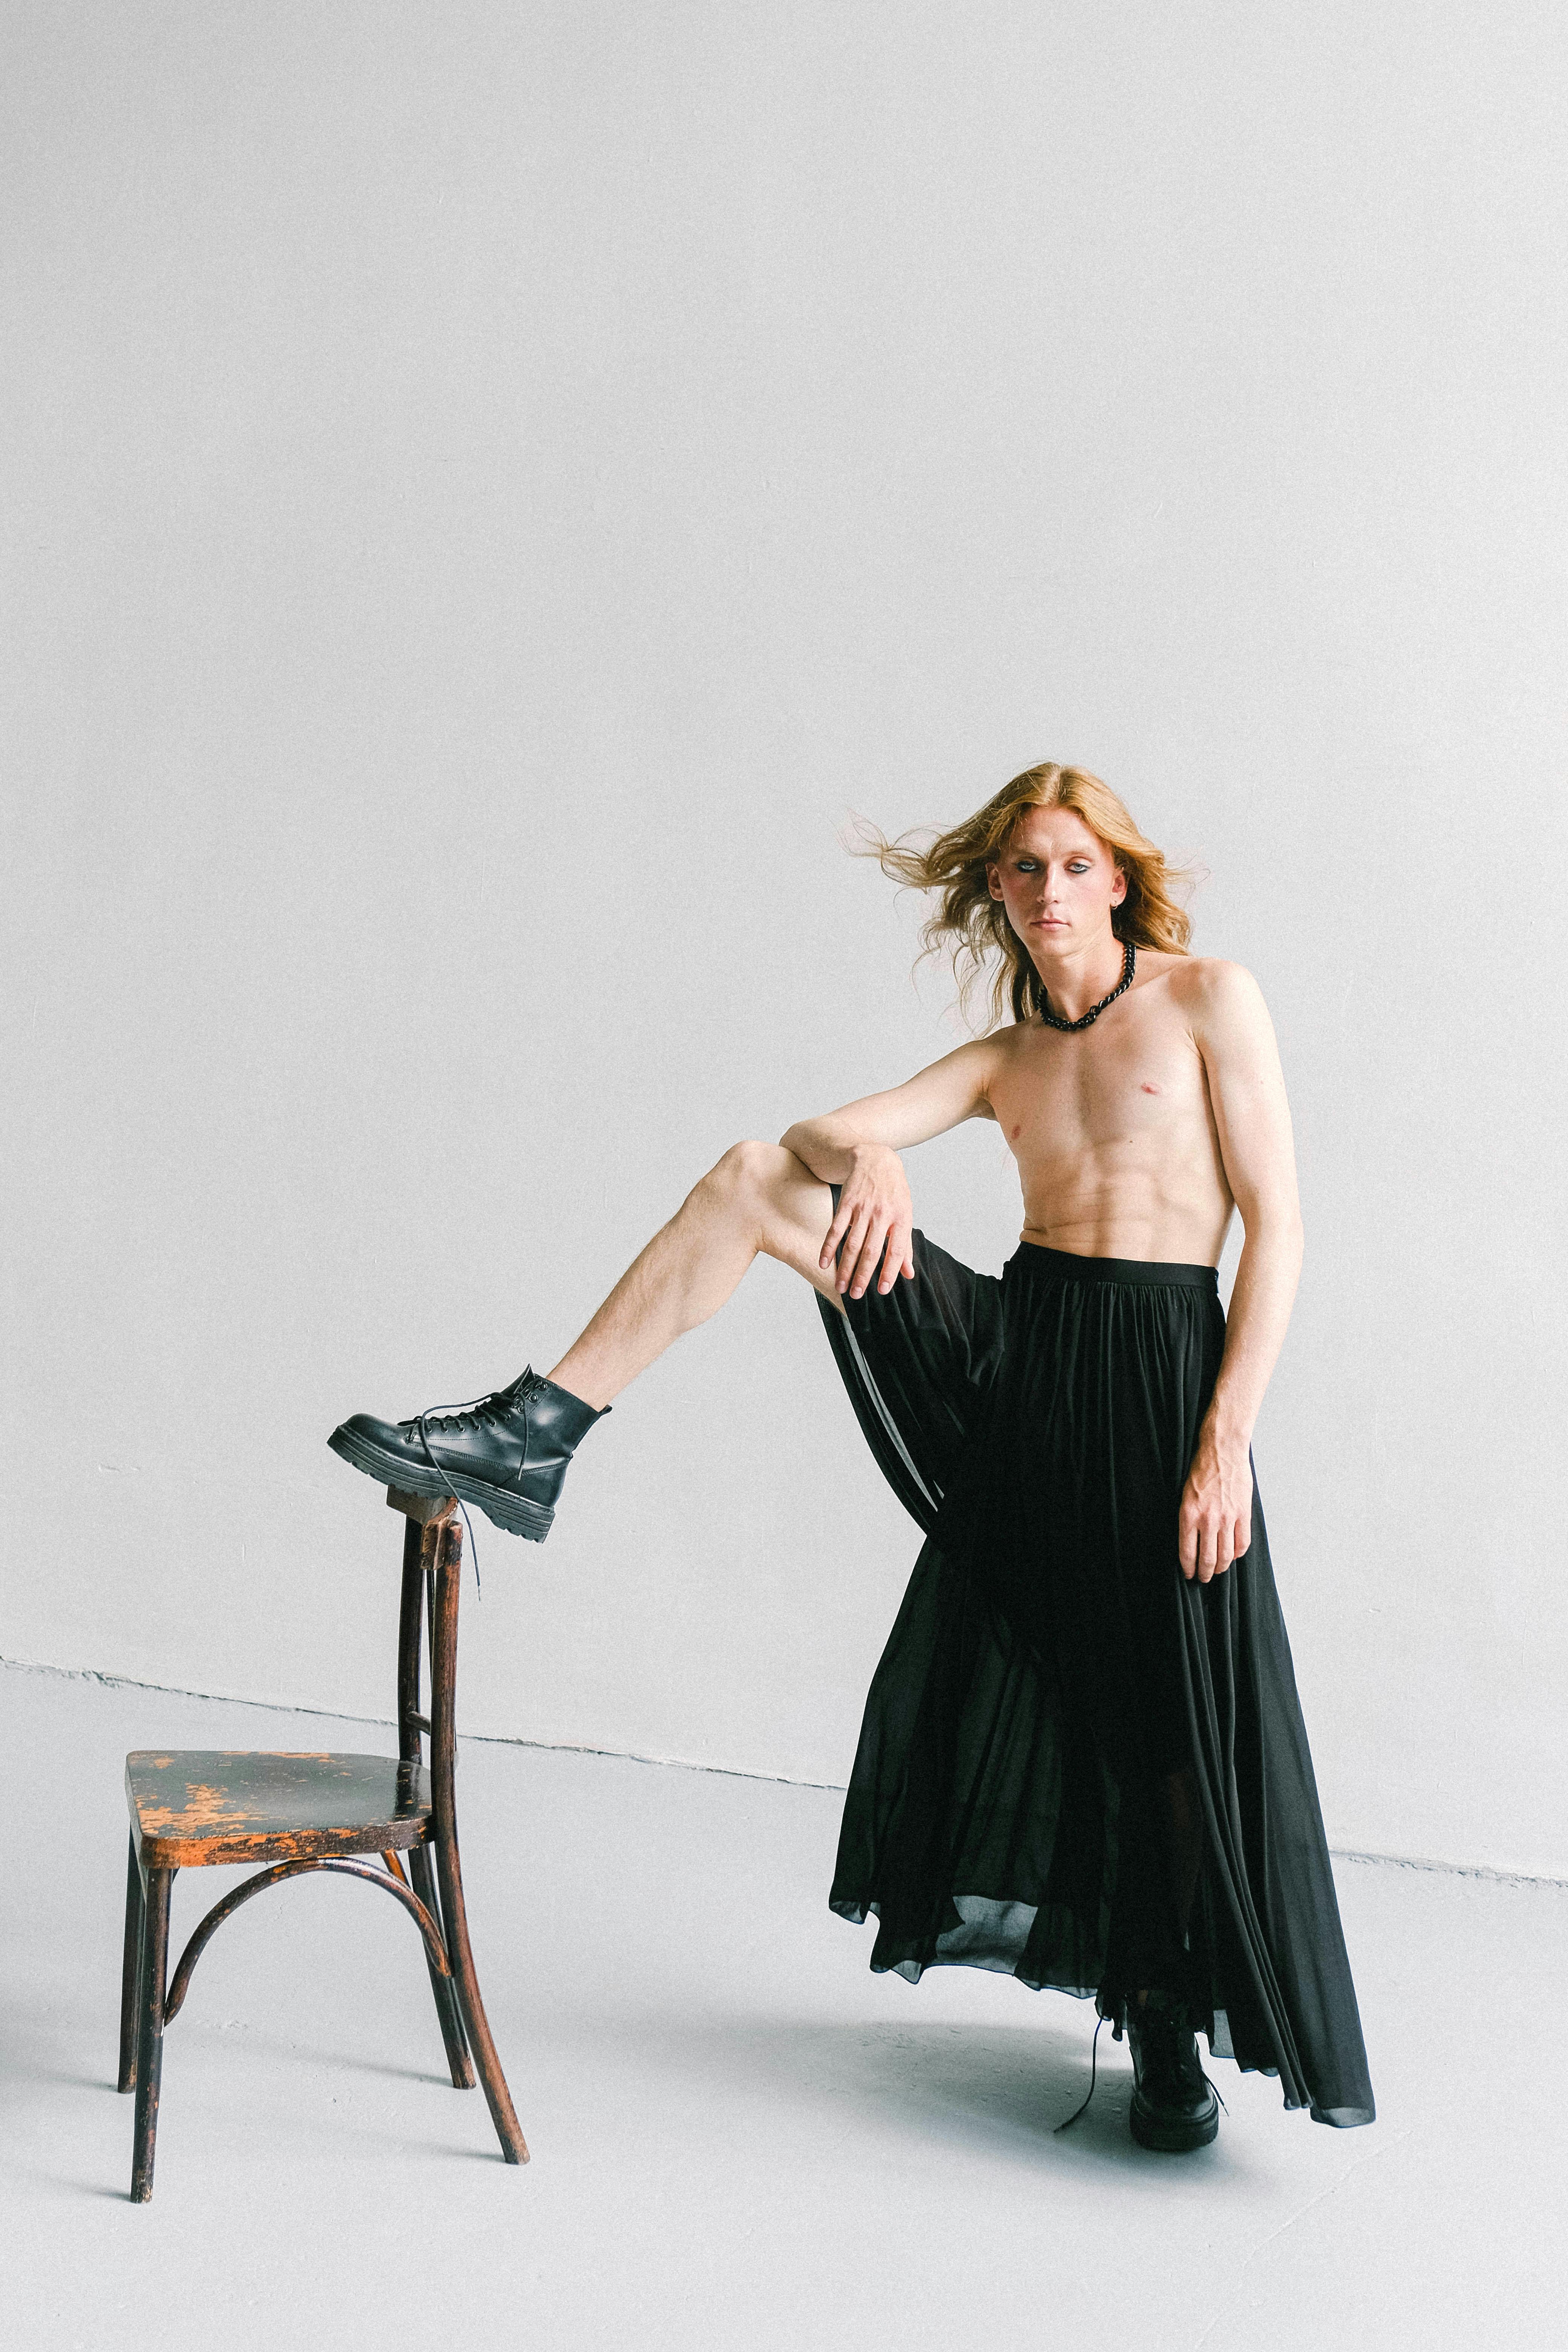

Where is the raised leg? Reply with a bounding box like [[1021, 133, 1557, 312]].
[[410, 1842, 475, 2090], [130, 1867, 173, 2202], [548, 1140, 839, 1409], [118, 1833, 144, 2093]]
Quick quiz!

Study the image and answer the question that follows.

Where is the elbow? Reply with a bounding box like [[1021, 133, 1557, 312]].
[[1268, 1197, 1305, 1248], [1237, 1199, 1305, 1263], [778, 1122, 821, 1169]]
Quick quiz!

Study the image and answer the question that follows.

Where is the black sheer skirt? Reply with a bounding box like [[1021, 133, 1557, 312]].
[[818, 1208, 1375, 2128]]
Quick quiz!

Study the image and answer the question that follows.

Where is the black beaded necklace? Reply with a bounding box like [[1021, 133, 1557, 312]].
[[1034, 937, 1136, 1032]]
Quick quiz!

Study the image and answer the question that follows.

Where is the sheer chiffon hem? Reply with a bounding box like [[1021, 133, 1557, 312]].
[[825, 1894, 1372, 2124]]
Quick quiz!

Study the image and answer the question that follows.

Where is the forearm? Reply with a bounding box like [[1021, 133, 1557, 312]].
[[777, 1119, 900, 1187], [1207, 1212, 1305, 1441]]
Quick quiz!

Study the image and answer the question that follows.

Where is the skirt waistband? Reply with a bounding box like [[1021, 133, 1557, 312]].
[[1008, 1242, 1219, 1291]]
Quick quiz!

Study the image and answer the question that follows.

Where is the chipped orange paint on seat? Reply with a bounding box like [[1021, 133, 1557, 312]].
[[126, 1750, 433, 1871]]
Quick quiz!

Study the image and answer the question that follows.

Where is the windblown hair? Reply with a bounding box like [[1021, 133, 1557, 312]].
[[856, 762, 1194, 1030]]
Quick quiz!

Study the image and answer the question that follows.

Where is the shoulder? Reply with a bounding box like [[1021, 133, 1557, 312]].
[[901, 1029, 1009, 1120], [977, 1013, 1029, 1054], [934, 1027, 1012, 1075], [974, 1014, 1040, 1073], [964, 1022, 1021, 1115], [1164, 957, 1285, 1083], [1163, 954, 1269, 1027]]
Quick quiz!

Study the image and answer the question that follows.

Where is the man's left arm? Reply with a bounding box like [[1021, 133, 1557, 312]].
[[1181, 962, 1305, 1583]]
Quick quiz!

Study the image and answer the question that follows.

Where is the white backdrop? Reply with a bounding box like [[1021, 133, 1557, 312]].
[[4, 2, 1564, 1877]]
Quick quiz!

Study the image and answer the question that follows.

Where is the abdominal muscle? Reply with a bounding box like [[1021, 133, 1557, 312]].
[[1008, 1104, 1234, 1266], [987, 973, 1235, 1268]]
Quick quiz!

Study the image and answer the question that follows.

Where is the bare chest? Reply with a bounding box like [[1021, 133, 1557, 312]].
[[989, 995, 1214, 1165]]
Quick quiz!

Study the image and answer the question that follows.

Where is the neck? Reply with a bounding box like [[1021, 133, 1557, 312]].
[[1032, 929, 1127, 1024]]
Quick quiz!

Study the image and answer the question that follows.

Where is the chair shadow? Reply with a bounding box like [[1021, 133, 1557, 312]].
[[243, 2041, 457, 2092], [25, 2071, 121, 2096]]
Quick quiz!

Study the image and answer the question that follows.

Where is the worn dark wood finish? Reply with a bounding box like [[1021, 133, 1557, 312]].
[[428, 1517, 528, 2163], [126, 1750, 432, 1871], [116, 1481, 525, 2196], [131, 1866, 173, 2202], [410, 1839, 473, 2089], [118, 1833, 143, 2093], [388, 1485, 458, 1527], [397, 1513, 424, 1747], [400, 1513, 475, 2091]]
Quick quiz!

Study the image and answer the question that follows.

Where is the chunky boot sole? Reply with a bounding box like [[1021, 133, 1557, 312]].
[[1129, 2091, 1219, 2153], [327, 1422, 556, 1542]]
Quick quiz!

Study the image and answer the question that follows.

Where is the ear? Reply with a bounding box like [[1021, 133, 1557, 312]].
[[985, 861, 1003, 901], [1110, 866, 1128, 908]]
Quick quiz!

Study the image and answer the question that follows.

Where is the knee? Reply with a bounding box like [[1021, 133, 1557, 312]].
[[696, 1140, 804, 1233], [705, 1138, 785, 1206]]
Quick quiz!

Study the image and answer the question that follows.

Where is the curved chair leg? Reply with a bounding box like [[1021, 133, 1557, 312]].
[[118, 1834, 143, 2093], [434, 1831, 527, 2163], [131, 1867, 173, 2203], [410, 1844, 474, 2090]]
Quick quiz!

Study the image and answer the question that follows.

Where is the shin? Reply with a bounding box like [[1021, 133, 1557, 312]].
[[548, 1142, 834, 1409]]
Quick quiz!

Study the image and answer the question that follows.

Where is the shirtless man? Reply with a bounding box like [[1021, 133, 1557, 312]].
[[329, 763, 1373, 2153]]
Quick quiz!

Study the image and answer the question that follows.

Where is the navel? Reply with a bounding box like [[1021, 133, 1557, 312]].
[[1010, 1123, 1023, 1139], [1140, 1083, 1160, 1095]]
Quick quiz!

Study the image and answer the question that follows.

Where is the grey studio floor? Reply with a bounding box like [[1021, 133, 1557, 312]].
[[2, 1662, 1562, 2352]]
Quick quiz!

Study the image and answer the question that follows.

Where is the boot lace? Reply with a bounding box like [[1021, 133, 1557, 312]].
[[404, 1371, 545, 1596], [1055, 2014, 1106, 2133], [408, 1370, 543, 1442], [418, 1394, 509, 1438]]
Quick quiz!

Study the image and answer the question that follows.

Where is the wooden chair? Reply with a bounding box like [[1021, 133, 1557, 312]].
[[117, 1489, 526, 2201]]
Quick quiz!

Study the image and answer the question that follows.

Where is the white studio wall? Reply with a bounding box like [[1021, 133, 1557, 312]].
[[4, 2, 1564, 1877]]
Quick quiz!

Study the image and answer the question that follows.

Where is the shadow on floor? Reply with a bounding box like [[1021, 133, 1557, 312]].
[[555, 2007, 1216, 2179]]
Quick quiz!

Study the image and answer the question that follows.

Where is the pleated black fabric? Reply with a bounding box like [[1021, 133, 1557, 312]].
[[818, 1207, 1375, 2128]]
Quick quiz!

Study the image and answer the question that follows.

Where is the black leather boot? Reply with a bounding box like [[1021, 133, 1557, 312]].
[[327, 1369, 610, 1542], [1126, 1989, 1220, 2152]]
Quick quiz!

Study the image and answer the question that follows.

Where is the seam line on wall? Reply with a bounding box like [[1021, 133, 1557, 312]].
[[6, 1651, 1563, 1887], [0, 1651, 847, 1793]]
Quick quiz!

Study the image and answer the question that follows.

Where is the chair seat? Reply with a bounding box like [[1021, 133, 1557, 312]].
[[126, 1750, 432, 1870]]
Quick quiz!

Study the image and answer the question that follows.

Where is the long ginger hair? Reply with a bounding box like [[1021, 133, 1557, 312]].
[[856, 762, 1194, 1029]]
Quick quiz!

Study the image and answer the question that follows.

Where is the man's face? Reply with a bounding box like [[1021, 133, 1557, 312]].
[[985, 806, 1126, 954]]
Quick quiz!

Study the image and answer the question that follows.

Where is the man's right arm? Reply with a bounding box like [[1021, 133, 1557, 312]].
[[779, 1039, 997, 1298]]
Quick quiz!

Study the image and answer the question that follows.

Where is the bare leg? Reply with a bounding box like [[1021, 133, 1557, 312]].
[[548, 1142, 842, 1409]]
